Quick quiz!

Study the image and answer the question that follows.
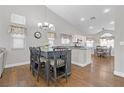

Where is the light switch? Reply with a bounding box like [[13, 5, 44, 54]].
[[120, 41, 124, 45]]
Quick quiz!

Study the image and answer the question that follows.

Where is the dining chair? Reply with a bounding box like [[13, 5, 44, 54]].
[[29, 47, 45, 82], [49, 48, 68, 85], [29, 47, 35, 74]]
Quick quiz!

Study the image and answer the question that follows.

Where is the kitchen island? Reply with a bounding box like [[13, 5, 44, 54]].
[[71, 47, 92, 67]]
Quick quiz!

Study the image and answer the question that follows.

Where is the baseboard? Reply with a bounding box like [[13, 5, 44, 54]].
[[114, 71, 124, 78], [72, 61, 91, 67], [5, 61, 30, 68], [5, 61, 91, 69]]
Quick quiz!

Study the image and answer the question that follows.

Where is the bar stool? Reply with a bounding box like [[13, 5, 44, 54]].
[[49, 48, 68, 85], [29, 47, 45, 82]]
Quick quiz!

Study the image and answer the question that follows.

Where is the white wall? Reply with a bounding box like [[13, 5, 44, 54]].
[[114, 6, 124, 75], [0, 5, 81, 67]]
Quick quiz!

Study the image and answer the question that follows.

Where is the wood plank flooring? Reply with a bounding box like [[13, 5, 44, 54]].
[[0, 55, 124, 87]]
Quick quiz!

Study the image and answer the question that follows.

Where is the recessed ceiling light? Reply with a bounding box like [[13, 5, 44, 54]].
[[110, 21, 115, 24], [89, 26, 94, 29], [80, 17, 85, 21], [104, 9, 110, 13]]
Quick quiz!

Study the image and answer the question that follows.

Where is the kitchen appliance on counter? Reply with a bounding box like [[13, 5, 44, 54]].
[[0, 48, 6, 78]]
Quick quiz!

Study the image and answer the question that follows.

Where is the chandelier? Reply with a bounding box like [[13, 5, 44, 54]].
[[37, 22, 55, 31], [37, 6, 55, 31]]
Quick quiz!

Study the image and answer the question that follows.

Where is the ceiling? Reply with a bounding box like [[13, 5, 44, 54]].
[[47, 5, 115, 35]]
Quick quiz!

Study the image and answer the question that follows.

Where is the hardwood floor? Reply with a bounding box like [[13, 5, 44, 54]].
[[0, 55, 124, 87]]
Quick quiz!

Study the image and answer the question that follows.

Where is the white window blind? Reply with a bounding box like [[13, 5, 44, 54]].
[[12, 34, 25, 49]]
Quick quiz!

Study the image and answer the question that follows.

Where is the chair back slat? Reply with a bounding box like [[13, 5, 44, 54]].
[[53, 48, 68, 67], [29, 47, 41, 63]]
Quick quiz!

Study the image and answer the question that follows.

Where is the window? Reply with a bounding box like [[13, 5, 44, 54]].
[[61, 38, 70, 44], [86, 40, 94, 48], [61, 34, 72, 45], [47, 32, 56, 47], [100, 33, 114, 48], [9, 13, 26, 49], [100, 39, 114, 48], [11, 13, 26, 25], [48, 38, 55, 47], [12, 34, 25, 49]]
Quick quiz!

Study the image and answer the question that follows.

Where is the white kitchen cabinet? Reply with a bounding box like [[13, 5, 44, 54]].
[[72, 35, 86, 46]]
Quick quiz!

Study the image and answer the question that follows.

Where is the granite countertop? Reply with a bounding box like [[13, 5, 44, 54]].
[[70, 47, 89, 50], [53, 46, 89, 50]]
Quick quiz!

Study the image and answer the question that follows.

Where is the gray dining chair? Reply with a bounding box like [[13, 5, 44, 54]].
[[49, 48, 68, 85], [29, 47, 35, 74], [29, 47, 46, 82]]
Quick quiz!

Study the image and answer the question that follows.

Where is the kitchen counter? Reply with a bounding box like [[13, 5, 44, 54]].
[[71, 47, 92, 67], [53, 46, 90, 50], [70, 47, 90, 50]]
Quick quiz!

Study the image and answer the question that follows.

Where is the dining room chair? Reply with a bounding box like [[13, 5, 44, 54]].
[[49, 47, 68, 85], [29, 47, 35, 73], [29, 47, 45, 82]]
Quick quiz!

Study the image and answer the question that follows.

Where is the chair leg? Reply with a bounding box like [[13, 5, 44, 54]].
[[65, 72, 68, 83], [54, 66, 57, 86], [32, 70, 35, 76], [65, 65, 68, 83], [37, 75, 39, 82], [37, 64, 40, 82], [32, 63, 35, 77], [37, 68, 39, 82]]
